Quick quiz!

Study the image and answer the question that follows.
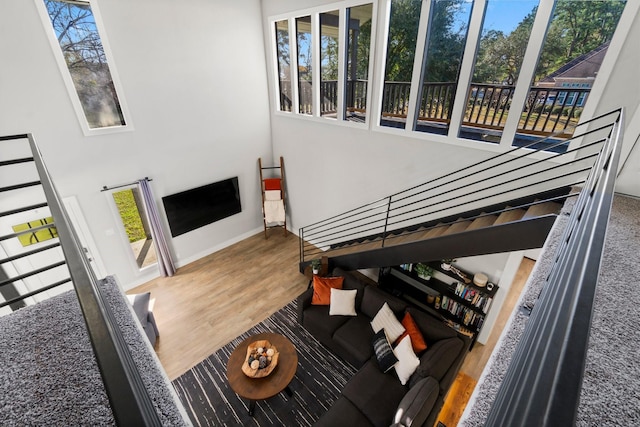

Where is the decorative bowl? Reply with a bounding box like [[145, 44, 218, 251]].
[[241, 339, 279, 378]]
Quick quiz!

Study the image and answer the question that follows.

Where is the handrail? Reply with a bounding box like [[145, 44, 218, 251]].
[[484, 108, 624, 426], [23, 134, 162, 425], [299, 109, 621, 264]]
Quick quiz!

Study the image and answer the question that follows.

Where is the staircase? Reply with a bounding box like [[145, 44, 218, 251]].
[[299, 110, 620, 272]]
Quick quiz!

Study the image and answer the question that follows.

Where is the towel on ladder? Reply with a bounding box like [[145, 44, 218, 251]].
[[264, 199, 285, 224]]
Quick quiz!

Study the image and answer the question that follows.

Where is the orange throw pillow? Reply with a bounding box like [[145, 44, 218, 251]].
[[311, 276, 344, 305], [395, 311, 428, 354]]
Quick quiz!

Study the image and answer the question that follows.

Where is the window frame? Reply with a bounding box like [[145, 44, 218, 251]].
[[268, 0, 632, 157], [35, 0, 133, 136], [269, 0, 378, 128]]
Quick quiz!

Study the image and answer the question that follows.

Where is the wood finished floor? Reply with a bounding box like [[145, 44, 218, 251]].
[[128, 230, 308, 381], [130, 230, 534, 426]]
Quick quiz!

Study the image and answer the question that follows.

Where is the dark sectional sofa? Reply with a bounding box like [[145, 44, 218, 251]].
[[297, 267, 471, 427]]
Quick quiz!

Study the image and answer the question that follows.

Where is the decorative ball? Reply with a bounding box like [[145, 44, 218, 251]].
[[250, 360, 260, 370], [257, 347, 264, 355], [266, 348, 275, 357], [259, 356, 267, 369]]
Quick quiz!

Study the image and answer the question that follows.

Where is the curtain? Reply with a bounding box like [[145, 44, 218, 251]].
[[137, 179, 176, 277]]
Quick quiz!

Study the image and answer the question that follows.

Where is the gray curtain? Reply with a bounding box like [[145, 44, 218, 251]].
[[137, 179, 175, 277]]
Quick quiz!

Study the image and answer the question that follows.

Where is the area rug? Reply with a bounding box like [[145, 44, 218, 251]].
[[172, 300, 357, 426]]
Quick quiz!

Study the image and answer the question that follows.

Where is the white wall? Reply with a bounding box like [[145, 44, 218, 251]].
[[0, 0, 272, 289]]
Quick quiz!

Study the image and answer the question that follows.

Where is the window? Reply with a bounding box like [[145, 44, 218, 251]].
[[275, 19, 292, 112], [38, 0, 129, 133], [517, 0, 626, 145], [296, 16, 313, 115], [320, 10, 340, 118], [414, 0, 473, 135], [380, 0, 422, 129], [271, 2, 375, 124], [344, 3, 374, 122], [269, 0, 628, 152], [459, 0, 538, 143]]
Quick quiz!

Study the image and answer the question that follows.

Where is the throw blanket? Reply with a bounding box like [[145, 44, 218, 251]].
[[264, 199, 285, 224]]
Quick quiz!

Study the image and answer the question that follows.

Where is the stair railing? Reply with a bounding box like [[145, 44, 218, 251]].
[[484, 107, 624, 425], [0, 134, 161, 425], [299, 109, 622, 266]]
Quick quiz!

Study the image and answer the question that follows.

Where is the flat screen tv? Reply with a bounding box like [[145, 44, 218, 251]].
[[162, 177, 241, 237]]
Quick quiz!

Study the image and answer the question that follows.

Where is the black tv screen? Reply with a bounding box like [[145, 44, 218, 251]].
[[162, 177, 241, 237]]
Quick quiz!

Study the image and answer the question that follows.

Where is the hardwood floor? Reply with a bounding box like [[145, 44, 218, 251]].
[[128, 230, 308, 380], [129, 230, 534, 426]]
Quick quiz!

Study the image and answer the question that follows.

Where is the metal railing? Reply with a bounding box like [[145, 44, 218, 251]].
[[299, 109, 621, 267], [0, 134, 161, 425], [485, 108, 623, 425]]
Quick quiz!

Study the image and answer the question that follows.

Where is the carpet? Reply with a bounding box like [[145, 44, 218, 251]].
[[172, 300, 357, 426], [0, 277, 189, 426]]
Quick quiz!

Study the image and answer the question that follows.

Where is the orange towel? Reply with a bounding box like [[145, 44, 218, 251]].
[[264, 178, 281, 191]]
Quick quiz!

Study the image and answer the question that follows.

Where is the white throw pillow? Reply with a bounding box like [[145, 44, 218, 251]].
[[370, 302, 405, 342], [394, 335, 420, 385], [329, 288, 357, 316]]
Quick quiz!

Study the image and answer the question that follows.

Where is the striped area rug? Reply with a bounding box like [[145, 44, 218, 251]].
[[172, 300, 357, 426]]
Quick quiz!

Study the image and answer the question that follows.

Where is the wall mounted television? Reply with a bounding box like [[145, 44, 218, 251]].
[[162, 177, 241, 237]]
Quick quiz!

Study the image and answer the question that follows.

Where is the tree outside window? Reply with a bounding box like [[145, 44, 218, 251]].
[[44, 0, 125, 129]]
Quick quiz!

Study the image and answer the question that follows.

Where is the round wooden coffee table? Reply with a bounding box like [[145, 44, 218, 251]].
[[226, 332, 298, 416]]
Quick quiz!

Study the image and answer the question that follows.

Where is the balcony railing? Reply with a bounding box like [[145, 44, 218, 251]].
[[289, 79, 591, 142]]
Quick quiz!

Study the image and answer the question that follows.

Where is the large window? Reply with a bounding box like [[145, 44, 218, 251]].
[[270, 0, 628, 151], [39, 0, 128, 132], [516, 0, 626, 147], [296, 16, 313, 115], [345, 4, 374, 122], [459, 0, 538, 143], [320, 10, 340, 118], [414, 0, 473, 135], [272, 2, 375, 124], [275, 20, 292, 112], [380, 0, 422, 129]]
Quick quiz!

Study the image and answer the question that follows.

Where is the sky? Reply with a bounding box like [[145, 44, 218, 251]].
[[483, 0, 539, 34]]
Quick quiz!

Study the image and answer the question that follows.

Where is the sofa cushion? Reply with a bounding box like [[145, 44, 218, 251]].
[[371, 302, 405, 343], [395, 311, 428, 354], [410, 336, 465, 387], [312, 276, 344, 305], [372, 329, 398, 373], [332, 314, 376, 367], [393, 335, 420, 385], [302, 304, 350, 345], [329, 288, 357, 316], [361, 285, 406, 319], [315, 396, 373, 427], [343, 359, 408, 427], [406, 307, 457, 345], [393, 377, 440, 427]]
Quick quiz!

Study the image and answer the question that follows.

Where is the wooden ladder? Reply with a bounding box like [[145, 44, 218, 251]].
[[258, 156, 287, 238]]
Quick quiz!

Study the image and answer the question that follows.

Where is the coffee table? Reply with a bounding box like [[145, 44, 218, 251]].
[[226, 332, 298, 416]]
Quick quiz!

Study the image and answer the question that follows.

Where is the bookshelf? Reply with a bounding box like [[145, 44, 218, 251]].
[[379, 262, 498, 346]]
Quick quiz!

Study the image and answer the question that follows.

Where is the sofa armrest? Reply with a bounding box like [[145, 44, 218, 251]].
[[393, 377, 439, 427], [296, 288, 314, 324]]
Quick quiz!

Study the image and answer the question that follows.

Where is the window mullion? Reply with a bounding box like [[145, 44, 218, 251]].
[[447, 0, 486, 140], [337, 8, 347, 121], [312, 13, 321, 117], [407, 0, 432, 131], [289, 17, 301, 115], [371, 0, 392, 129], [499, 1, 555, 149]]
